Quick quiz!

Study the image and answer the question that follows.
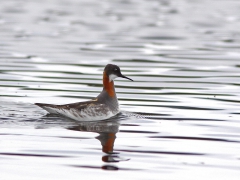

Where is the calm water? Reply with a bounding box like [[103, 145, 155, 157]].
[[1, 0, 240, 179]]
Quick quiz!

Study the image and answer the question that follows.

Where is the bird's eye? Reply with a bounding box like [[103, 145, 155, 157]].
[[114, 68, 118, 71]]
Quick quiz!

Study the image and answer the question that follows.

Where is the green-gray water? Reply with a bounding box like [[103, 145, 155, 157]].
[[1, 0, 240, 179]]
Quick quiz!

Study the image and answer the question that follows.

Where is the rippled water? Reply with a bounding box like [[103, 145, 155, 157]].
[[1, 0, 240, 179]]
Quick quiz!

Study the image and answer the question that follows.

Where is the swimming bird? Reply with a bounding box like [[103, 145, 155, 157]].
[[35, 64, 133, 121]]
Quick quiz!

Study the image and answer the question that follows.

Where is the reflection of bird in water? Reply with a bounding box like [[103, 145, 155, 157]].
[[68, 120, 129, 165], [69, 121, 118, 153], [97, 132, 116, 154]]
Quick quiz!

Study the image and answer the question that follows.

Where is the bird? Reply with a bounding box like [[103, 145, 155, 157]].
[[35, 64, 133, 121]]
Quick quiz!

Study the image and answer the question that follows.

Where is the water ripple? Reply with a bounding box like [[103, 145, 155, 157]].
[[1, 0, 240, 179]]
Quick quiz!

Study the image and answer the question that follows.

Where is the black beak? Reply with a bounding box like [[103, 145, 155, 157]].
[[119, 74, 133, 81]]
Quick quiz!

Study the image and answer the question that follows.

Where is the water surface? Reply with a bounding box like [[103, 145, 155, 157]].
[[1, 0, 240, 179]]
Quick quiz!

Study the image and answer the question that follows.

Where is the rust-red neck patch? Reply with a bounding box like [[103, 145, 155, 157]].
[[103, 71, 115, 97]]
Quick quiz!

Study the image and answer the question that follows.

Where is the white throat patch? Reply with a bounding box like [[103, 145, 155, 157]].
[[109, 74, 118, 82]]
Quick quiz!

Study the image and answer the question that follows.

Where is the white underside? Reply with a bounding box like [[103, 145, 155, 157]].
[[41, 105, 119, 121]]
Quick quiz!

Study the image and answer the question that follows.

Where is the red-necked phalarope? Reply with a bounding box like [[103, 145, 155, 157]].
[[35, 64, 133, 121]]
